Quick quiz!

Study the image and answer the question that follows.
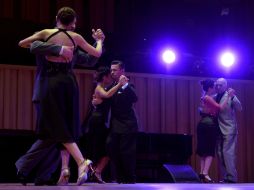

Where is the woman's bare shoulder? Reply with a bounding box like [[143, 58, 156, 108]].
[[38, 28, 57, 33], [35, 29, 58, 39], [70, 32, 85, 41]]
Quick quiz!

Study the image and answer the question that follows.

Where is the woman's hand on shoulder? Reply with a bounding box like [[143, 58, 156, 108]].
[[18, 29, 50, 48]]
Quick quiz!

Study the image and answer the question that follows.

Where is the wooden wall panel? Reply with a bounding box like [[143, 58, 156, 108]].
[[0, 64, 254, 182]]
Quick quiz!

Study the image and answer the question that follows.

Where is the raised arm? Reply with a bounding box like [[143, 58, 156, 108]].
[[95, 83, 122, 99], [205, 93, 231, 111], [75, 28, 105, 67], [19, 30, 48, 48], [95, 75, 128, 99], [74, 33, 103, 58]]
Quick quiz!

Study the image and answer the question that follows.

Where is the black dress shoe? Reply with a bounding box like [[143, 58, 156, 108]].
[[219, 179, 236, 183], [199, 174, 205, 181], [91, 171, 105, 184], [119, 178, 136, 184], [121, 180, 136, 184], [17, 171, 28, 186]]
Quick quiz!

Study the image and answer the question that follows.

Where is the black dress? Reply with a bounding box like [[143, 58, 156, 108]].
[[86, 98, 111, 161], [36, 29, 80, 143], [196, 113, 219, 157]]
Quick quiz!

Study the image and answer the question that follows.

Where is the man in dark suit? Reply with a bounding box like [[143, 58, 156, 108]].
[[106, 60, 138, 183], [15, 30, 104, 185]]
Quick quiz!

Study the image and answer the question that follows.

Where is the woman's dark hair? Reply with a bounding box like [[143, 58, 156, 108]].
[[94, 66, 111, 82], [200, 79, 214, 92], [56, 7, 77, 25]]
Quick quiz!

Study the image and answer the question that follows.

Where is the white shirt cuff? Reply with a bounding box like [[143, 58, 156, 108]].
[[122, 83, 129, 90], [59, 46, 64, 55]]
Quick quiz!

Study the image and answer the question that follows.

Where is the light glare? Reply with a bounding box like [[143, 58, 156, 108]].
[[220, 52, 235, 68], [162, 50, 176, 64]]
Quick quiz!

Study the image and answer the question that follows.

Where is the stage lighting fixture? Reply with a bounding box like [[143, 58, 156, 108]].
[[220, 52, 235, 68], [162, 49, 176, 64]]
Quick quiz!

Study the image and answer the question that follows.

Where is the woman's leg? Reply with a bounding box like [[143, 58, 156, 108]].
[[200, 157, 205, 174], [60, 150, 70, 170], [63, 143, 84, 165], [203, 156, 213, 175], [63, 142, 92, 185], [202, 156, 214, 182], [57, 150, 70, 185]]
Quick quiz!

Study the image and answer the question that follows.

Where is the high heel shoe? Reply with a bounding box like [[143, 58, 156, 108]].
[[202, 174, 215, 183], [76, 159, 93, 186], [57, 168, 70, 186]]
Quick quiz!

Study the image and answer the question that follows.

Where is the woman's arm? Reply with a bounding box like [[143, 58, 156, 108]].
[[74, 33, 103, 57], [19, 30, 48, 48], [95, 75, 128, 98], [96, 83, 122, 99], [205, 94, 230, 110]]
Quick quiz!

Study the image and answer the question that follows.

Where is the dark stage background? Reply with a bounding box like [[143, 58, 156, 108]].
[[0, 0, 254, 79]]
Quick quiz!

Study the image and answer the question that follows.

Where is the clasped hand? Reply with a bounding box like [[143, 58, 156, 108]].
[[118, 75, 129, 86], [92, 29, 105, 42], [227, 88, 235, 97], [60, 28, 105, 62]]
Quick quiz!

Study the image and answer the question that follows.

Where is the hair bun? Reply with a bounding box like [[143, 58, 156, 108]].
[[94, 66, 110, 82]]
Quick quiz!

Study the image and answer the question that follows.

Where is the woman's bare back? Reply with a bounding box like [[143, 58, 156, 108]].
[[44, 29, 76, 63]]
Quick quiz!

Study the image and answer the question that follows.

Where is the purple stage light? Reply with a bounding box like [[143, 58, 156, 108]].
[[162, 49, 176, 64], [220, 51, 236, 68]]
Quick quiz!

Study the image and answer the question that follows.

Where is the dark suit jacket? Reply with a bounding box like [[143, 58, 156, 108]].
[[110, 83, 138, 133], [30, 40, 98, 102]]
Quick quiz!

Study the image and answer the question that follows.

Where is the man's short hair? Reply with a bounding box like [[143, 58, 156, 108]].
[[111, 60, 125, 70]]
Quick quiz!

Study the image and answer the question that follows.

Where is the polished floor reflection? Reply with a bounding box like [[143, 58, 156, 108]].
[[0, 183, 254, 190]]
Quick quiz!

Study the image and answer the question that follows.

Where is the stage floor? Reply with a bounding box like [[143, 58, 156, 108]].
[[0, 183, 254, 190]]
